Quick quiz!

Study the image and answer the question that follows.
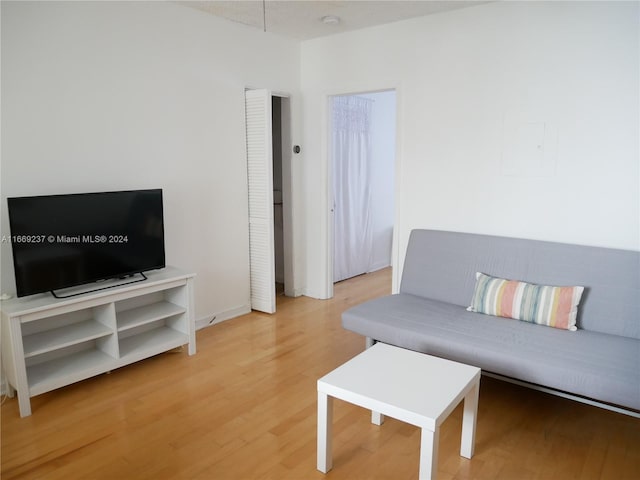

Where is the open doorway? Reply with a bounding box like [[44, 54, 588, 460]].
[[272, 95, 293, 300], [331, 90, 397, 285]]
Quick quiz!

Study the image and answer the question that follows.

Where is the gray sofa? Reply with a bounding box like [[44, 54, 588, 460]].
[[342, 229, 640, 413]]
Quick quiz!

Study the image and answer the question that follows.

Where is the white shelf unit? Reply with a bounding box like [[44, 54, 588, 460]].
[[1, 267, 196, 417]]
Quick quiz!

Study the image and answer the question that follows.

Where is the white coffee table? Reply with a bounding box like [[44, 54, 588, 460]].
[[317, 343, 481, 480]]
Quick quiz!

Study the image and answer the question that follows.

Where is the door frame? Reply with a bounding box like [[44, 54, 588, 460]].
[[325, 87, 401, 299]]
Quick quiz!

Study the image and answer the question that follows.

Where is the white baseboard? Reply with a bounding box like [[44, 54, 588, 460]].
[[301, 288, 329, 300], [368, 261, 391, 273], [195, 304, 252, 330], [290, 288, 305, 298]]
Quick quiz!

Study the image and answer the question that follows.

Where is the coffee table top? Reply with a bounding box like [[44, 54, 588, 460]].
[[318, 343, 481, 430]]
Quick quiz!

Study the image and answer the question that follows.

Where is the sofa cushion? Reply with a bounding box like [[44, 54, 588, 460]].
[[399, 230, 640, 339], [342, 293, 640, 410], [467, 272, 584, 331]]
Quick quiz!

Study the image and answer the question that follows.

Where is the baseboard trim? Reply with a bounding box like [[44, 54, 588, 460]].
[[195, 304, 252, 330], [368, 262, 391, 273]]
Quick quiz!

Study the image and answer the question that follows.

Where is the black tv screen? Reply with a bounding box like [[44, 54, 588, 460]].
[[8, 189, 165, 297]]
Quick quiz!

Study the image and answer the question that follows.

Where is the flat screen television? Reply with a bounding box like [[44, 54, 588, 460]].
[[7, 189, 165, 298]]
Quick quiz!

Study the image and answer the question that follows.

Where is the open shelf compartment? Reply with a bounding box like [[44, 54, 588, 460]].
[[27, 348, 115, 396], [22, 320, 114, 358], [117, 301, 186, 332], [119, 326, 188, 360]]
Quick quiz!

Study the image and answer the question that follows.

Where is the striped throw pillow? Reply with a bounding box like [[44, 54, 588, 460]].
[[467, 272, 584, 331]]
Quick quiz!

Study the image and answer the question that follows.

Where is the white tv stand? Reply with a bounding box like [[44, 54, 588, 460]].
[[1, 266, 196, 417]]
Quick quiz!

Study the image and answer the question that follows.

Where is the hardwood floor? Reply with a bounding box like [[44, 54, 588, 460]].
[[2, 268, 639, 479]]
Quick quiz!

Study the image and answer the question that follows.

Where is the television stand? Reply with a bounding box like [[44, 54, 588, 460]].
[[51, 272, 149, 299], [1, 266, 195, 417]]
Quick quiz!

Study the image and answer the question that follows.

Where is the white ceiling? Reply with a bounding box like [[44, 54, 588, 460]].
[[181, 1, 489, 40]]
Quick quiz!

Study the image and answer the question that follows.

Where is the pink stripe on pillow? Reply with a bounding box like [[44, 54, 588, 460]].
[[499, 280, 519, 319], [554, 287, 576, 330]]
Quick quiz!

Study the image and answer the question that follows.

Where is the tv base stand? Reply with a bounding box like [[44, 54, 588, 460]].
[[1, 267, 196, 417], [51, 272, 149, 299]]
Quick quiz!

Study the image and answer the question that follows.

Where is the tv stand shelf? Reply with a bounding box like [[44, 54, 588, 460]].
[[1, 267, 196, 417]]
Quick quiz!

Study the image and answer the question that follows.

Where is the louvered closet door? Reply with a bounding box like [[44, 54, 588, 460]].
[[245, 89, 276, 313]]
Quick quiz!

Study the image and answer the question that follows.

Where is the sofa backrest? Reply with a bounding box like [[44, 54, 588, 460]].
[[400, 229, 640, 339]]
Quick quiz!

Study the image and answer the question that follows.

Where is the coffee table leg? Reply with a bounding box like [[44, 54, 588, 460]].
[[317, 391, 334, 473], [460, 378, 479, 458], [419, 427, 439, 480]]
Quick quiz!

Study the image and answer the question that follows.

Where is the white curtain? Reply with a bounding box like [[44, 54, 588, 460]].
[[332, 95, 374, 282]]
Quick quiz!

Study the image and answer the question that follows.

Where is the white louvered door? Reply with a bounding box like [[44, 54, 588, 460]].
[[244, 89, 276, 313]]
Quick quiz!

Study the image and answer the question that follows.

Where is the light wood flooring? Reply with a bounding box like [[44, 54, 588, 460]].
[[2, 268, 639, 479]]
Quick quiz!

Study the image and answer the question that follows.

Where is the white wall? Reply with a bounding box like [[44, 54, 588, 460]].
[[360, 91, 396, 272], [301, 1, 640, 297], [0, 1, 302, 324]]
